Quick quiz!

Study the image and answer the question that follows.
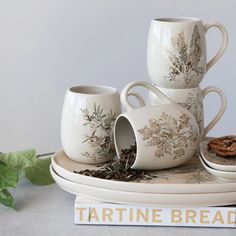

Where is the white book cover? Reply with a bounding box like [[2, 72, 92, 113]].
[[74, 196, 236, 227]]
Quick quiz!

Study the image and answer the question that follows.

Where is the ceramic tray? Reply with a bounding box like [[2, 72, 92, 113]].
[[52, 150, 236, 194], [50, 165, 236, 206], [200, 140, 236, 172], [199, 154, 236, 182]]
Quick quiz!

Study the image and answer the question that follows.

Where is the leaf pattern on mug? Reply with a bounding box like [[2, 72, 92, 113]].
[[178, 91, 204, 135], [138, 112, 199, 160], [165, 25, 204, 86], [80, 103, 117, 162]]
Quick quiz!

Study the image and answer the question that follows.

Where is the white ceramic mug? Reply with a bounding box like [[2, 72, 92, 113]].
[[115, 81, 200, 170], [61, 85, 121, 164], [147, 17, 228, 88], [147, 85, 227, 137]]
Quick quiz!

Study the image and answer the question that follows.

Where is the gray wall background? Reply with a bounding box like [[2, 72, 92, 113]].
[[0, 0, 235, 153]]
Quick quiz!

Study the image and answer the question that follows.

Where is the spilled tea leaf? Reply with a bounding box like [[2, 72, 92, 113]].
[[74, 144, 157, 182]]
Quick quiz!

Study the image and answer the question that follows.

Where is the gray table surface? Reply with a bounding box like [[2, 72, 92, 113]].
[[0, 179, 235, 236]]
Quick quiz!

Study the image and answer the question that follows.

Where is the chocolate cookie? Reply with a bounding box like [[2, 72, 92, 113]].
[[208, 136, 236, 157]]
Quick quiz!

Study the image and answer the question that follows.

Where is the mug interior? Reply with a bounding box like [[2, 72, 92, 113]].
[[154, 17, 200, 23], [70, 85, 117, 95], [114, 116, 137, 162]]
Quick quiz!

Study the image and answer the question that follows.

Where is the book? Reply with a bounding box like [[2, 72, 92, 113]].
[[74, 196, 236, 227]]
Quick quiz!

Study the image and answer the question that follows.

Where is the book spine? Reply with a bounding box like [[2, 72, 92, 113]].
[[74, 202, 236, 227]]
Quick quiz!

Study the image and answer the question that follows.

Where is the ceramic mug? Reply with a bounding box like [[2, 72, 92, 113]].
[[147, 85, 227, 137], [147, 17, 228, 88], [61, 85, 121, 164], [114, 80, 200, 170]]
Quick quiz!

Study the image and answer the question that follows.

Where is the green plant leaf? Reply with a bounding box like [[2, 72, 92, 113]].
[[0, 164, 18, 191], [0, 149, 36, 170], [0, 189, 15, 208], [25, 158, 54, 185]]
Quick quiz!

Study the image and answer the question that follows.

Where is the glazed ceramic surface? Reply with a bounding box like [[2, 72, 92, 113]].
[[200, 140, 236, 172], [50, 165, 236, 207], [118, 80, 200, 170], [61, 85, 121, 164], [199, 154, 236, 182], [52, 149, 236, 194], [147, 85, 227, 137], [147, 17, 228, 88]]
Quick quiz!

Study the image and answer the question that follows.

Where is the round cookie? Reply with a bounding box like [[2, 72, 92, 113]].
[[208, 135, 236, 151], [207, 135, 236, 157]]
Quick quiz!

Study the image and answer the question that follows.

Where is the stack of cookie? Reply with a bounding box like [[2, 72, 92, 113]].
[[199, 136, 236, 181], [208, 136, 236, 157]]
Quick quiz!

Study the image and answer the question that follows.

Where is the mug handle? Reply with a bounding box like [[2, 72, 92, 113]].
[[204, 22, 228, 72], [202, 86, 227, 136], [121, 80, 173, 111], [127, 92, 146, 108]]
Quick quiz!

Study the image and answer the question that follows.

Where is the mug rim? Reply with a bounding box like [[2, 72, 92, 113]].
[[69, 85, 118, 95], [153, 17, 201, 23], [152, 84, 201, 92], [114, 114, 139, 164]]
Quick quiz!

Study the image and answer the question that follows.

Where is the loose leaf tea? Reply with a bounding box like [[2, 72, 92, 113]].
[[74, 144, 157, 182]]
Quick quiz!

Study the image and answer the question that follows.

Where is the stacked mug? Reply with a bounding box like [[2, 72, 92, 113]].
[[128, 17, 228, 137]]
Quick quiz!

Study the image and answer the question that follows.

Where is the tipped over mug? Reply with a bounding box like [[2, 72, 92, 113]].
[[61, 85, 121, 164], [114, 81, 200, 170], [147, 17, 228, 88]]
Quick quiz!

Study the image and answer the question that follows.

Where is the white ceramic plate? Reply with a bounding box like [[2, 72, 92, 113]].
[[200, 140, 236, 172], [51, 150, 236, 194], [199, 154, 236, 182], [50, 165, 236, 206]]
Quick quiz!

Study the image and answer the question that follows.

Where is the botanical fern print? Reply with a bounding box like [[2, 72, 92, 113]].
[[178, 91, 203, 135], [167, 165, 212, 183], [157, 163, 213, 184], [138, 112, 198, 160], [80, 103, 116, 162], [185, 169, 213, 184], [166, 25, 204, 85]]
